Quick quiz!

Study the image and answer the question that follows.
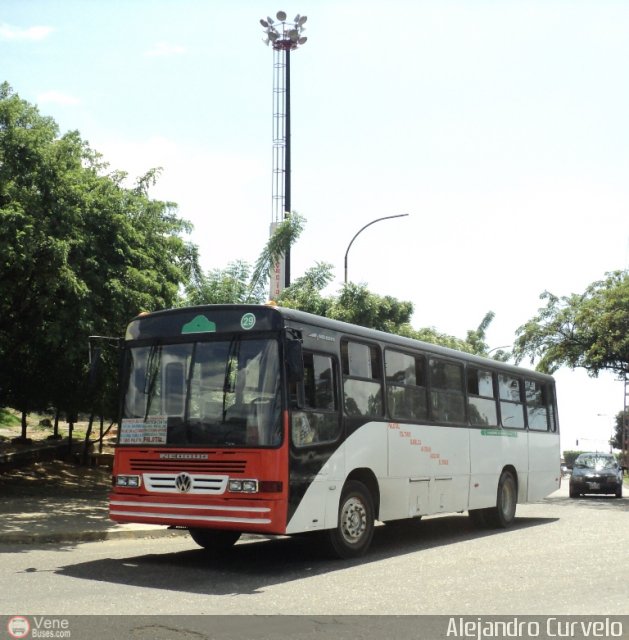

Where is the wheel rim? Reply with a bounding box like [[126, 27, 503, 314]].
[[339, 496, 367, 544]]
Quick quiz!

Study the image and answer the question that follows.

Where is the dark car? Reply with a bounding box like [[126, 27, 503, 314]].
[[569, 453, 623, 498]]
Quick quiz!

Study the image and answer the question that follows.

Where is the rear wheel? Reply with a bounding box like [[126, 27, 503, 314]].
[[188, 528, 241, 553], [615, 485, 623, 499], [327, 480, 375, 559], [484, 470, 517, 528]]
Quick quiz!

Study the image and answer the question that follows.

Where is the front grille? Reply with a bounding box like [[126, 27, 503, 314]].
[[129, 458, 247, 474], [143, 473, 228, 494]]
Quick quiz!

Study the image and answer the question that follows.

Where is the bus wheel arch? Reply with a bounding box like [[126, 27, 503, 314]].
[[345, 468, 380, 519]]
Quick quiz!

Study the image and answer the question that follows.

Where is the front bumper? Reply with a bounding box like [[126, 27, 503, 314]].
[[569, 477, 621, 494]]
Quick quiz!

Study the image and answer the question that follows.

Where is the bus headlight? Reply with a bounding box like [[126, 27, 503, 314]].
[[228, 479, 258, 493], [116, 475, 141, 488]]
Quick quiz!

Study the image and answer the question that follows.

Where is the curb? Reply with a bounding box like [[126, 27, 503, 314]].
[[0, 526, 188, 545]]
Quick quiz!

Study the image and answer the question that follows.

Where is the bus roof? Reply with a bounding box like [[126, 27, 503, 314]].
[[274, 305, 554, 382]]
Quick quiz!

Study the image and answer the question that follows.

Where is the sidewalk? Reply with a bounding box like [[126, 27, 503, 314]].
[[0, 458, 186, 545]]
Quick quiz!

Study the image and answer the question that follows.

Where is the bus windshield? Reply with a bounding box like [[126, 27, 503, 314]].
[[121, 337, 282, 447]]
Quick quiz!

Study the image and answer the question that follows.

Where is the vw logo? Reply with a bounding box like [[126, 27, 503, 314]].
[[175, 472, 193, 493]]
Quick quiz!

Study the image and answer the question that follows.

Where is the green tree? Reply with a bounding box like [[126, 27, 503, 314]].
[[184, 212, 306, 306], [0, 83, 199, 436], [186, 260, 256, 305], [611, 411, 628, 450], [464, 311, 510, 361], [276, 262, 335, 315], [249, 211, 305, 298], [513, 270, 629, 376], [325, 282, 414, 333]]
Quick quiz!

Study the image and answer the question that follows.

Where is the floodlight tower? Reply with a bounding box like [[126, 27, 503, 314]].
[[260, 11, 307, 297]]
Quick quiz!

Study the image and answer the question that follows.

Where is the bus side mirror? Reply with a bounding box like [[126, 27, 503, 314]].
[[285, 340, 304, 383]]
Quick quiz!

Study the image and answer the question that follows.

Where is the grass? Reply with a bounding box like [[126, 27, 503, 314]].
[[0, 407, 89, 442], [0, 408, 21, 428]]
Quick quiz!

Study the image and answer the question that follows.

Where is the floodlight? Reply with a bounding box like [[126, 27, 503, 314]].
[[298, 36, 307, 44], [260, 19, 269, 27], [276, 10, 287, 20], [299, 16, 307, 25]]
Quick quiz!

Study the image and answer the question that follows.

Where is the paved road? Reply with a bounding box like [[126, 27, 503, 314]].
[[1, 482, 627, 616]]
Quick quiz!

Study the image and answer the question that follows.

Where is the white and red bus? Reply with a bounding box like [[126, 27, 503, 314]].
[[110, 304, 560, 558]]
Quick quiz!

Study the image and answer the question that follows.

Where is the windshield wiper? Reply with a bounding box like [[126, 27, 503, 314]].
[[143, 344, 162, 422], [183, 342, 198, 428], [222, 336, 240, 423]]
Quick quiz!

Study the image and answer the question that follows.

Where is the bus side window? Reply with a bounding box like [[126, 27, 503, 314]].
[[429, 358, 465, 424], [547, 384, 558, 432], [467, 368, 498, 426], [385, 349, 427, 421], [292, 352, 340, 446], [341, 341, 383, 417], [498, 374, 525, 428], [525, 379, 550, 431]]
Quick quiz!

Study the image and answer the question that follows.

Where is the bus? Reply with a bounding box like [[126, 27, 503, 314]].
[[109, 304, 560, 558]]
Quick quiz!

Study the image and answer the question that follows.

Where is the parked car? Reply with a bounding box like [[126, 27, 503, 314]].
[[569, 452, 623, 498]]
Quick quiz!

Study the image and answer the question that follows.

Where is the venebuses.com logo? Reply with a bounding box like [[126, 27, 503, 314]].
[[7, 617, 30, 639], [6, 615, 71, 638]]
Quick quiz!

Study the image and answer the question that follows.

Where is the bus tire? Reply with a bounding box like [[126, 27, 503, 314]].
[[484, 470, 517, 529], [188, 528, 241, 552], [327, 481, 375, 559]]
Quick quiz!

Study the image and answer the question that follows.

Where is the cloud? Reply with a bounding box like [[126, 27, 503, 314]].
[[37, 90, 80, 106], [0, 23, 54, 41], [143, 41, 186, 57]]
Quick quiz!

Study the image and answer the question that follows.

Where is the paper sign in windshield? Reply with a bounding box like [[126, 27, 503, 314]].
[[120, 417, 168, 444]]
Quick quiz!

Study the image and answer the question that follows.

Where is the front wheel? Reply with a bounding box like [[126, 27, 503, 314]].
[[327, 481, 375, 559], [484, 470, 517, 528], [188, 528, 241, 553]]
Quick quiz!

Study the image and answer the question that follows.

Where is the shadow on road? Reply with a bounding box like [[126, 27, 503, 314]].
[[57, 513, 557, 596]]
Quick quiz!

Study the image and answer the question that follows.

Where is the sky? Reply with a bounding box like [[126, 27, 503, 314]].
[[2, 0, 629, 454]]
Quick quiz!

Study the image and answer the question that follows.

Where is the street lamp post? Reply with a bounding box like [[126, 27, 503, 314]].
[[344, 214, 409, 283]]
